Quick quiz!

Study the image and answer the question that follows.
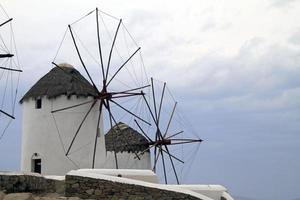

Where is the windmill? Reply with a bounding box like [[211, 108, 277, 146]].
[[44, 8, 202, 182], [0, 4, 22, 139], [134, 78, 203, 184], [51, 8, 150, 169]]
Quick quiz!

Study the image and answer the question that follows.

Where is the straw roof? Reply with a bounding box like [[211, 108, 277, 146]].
[[20, 64, 98, 103], [105, 122, 150, 153]]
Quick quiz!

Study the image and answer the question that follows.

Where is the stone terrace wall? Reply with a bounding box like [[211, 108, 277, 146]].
[[65, 175, 202, 200], [0, 172, 62, 194]]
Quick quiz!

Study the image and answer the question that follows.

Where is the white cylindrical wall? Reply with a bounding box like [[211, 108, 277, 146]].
[[104, 151, 151, 170], [21, 95, 106, 175]]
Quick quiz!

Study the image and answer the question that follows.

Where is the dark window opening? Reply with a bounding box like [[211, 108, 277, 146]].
[[97, 128, 101, 137], [35, 99, 42, 109], [32, 159, 41, 174]]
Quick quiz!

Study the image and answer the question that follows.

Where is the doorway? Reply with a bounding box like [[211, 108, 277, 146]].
[[31, 153, 42, 174], [33, 159, 41, 173]]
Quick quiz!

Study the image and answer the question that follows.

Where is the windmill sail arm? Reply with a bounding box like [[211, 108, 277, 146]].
[[0, 18, 12, 27], [0, 66, 22, 72], [0, 109, 15, 119], [0, 54, 14, 58]]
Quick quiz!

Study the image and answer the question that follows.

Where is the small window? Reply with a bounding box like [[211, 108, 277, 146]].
[[35, 98, 42, 109], [97, 128, 101, 137]]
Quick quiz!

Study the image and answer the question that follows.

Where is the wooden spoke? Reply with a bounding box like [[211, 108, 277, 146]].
[[165, 130, 184, 140], [66, 100, 97, 155], [92, 101, 103, 168], [134, 143, 156, 159], [117, 84, 150, 93], [160, 148, 168, 184], [168, 139, 203, 146], [0, 66, 22, 72], [0, 54, 13, 58], [142, 94, 157, 126], [0, 109, 15, 119], [164, 145, 180, 184], [68, 25, 99, 93], [151, 78, 158, 122], [109, 99, 151, 125], [152, 147, 160, 172], [163, 102, 177, 138], [0, 18, 12, 27], [96, 8, 105, 80], [51, 100, 95, 113], [157, 82, 166, 123], [111, 92, 144, 99], [157, 145, 184, 164], [106, 19, 122, 80], [106, 47, 141, 86], [134, 119, 153, 142], [108, 101, 120, 168]]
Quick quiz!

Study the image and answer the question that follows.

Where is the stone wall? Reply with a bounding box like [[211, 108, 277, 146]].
[[0, 172, 210, 199], [0, 172, 63, 194], [65, 175, 202, 200]]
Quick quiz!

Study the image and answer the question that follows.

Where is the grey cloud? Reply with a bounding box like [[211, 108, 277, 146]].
[[200, 18, 216, 32], [269, 0, 297, 7], [289, 28, 300, 45], [161, 38, 300, 115], [125, 9, 170, 40]]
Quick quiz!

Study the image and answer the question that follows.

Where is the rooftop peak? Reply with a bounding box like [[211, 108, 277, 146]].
[[57, 63, 74, 68]]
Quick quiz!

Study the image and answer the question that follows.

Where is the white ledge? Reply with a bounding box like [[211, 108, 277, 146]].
[[67, 170, 214, 200]]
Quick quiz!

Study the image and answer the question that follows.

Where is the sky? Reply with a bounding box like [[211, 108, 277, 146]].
[[0, 0, 300, 200]]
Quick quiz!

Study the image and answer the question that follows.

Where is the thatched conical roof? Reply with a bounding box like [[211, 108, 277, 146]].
[[105, 122, 150, 153], [20, 64, 98, 103]]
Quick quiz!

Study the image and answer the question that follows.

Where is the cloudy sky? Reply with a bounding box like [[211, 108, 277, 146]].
[[1, 0, 300, 199]]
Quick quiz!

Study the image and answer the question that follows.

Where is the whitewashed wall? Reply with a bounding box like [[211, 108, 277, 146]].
[[78, 169, 159, 183], [104, 151, 151, 170], [21, 95, 106, 175]]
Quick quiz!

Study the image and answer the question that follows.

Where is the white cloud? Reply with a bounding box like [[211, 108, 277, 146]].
[[270, 0, 297, 7]]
